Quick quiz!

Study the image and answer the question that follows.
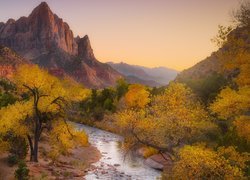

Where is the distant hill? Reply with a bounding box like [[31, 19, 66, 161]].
[[176, 53, 222, 82], [125, 75, 162, 87], [175, 25, 250, 103], [176, 25, 250, 82], [107, 62, 178, 86]]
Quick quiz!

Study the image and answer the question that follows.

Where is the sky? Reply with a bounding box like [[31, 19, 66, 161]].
[[0, 0, 241, 70]]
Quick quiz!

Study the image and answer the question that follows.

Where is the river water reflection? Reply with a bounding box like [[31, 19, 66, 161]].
[[74, 123, 161, 180]]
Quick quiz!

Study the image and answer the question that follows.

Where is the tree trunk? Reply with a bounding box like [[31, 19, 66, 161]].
[[23, 85, 42, 162], [33, 137, 39, 162], [27, 135, 35, 161], [27, 127, 40, 162], [27, 137, 39, 162], [33, 127, 40, 162]]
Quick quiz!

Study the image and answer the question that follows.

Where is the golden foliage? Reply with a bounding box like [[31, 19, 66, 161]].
[[13, 65, 89, 113], [210, 86, 250, 142], [214, 11, 250, 87], [223, 47, 250, 87], [210, 86, 250, 119], [164, 145, 249, 180], [124, 84, 150, 109], [235, 61, 250, 87], [0, 101, 32, 136], [49, 121, 88, 155], [0, 65, 89, 159], [210, 9, 250, 143], [217, 146, 250, 170], [116, 83, 216, 150], [233, 116, 250, 142], [0, 65, 89, 134]]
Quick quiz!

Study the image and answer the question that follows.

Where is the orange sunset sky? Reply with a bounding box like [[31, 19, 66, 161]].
[[0, 0, 240, 70]]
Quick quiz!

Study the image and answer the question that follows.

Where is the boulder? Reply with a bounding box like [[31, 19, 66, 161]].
[[145, 153, 173, 170]]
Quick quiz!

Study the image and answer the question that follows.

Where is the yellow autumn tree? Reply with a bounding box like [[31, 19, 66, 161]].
[[210, 86, 250, 143], [124, 84, 150, 109], [210, 2, 250, 143], [0, 65, 89, 162], [116, 83, 216, 152], [149, 83, 216, 148], [163, 145, 250, 179], [48, 121, 88, 161]]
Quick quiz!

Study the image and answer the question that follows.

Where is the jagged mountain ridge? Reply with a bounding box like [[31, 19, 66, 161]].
[[107, 62, 178, 86], [0, 2, 122, 88]]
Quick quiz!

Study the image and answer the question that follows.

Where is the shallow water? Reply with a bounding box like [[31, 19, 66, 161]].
[[74, 123, 161, 180]]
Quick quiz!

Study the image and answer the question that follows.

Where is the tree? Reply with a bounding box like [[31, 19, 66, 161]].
[[124, 84, 150, 109], [100, 88, 116, 112], [210, 86, 250, 143], [0, 79, 17, 108], [163, 145, 249, 179], [179, 73, 227, 104], [0, 65, 89, 162], [210, 87, 250, 120], [211, 25, 233, 48], [49, 121, 88, 158], [79, 87, 117, 121], [115, 78, 129, 100], [233, 116, 250, 142], [115, 83, 216, 153], [0, 92, 16, 108], [210, 1, 250, 145], [233, 1, 250, 28]]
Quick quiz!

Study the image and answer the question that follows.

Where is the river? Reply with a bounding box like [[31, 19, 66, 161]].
[[74, 123, 161, 180]]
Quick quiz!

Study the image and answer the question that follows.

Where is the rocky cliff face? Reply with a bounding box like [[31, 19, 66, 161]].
[[0, 2, 77, 59], [0, 2, 122, 88], [78, 35, 95, 60], [67, 35, 122, 87]]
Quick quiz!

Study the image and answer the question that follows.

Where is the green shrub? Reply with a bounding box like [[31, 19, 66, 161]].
[[0, 92, 17, 108], [8, 134, 28, 160], [15, 161, 29, 180], [3, 132, 28, 166], [7, 154, 19, 166]]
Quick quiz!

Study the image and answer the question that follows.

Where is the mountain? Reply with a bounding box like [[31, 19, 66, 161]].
[[125, 75, 162, 87], [175, 25, 249, 103], [176, 25, 250, 83], [0, 2, 122, 88], [175, 53, 222, 82], [107, 62, 178, 86]]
